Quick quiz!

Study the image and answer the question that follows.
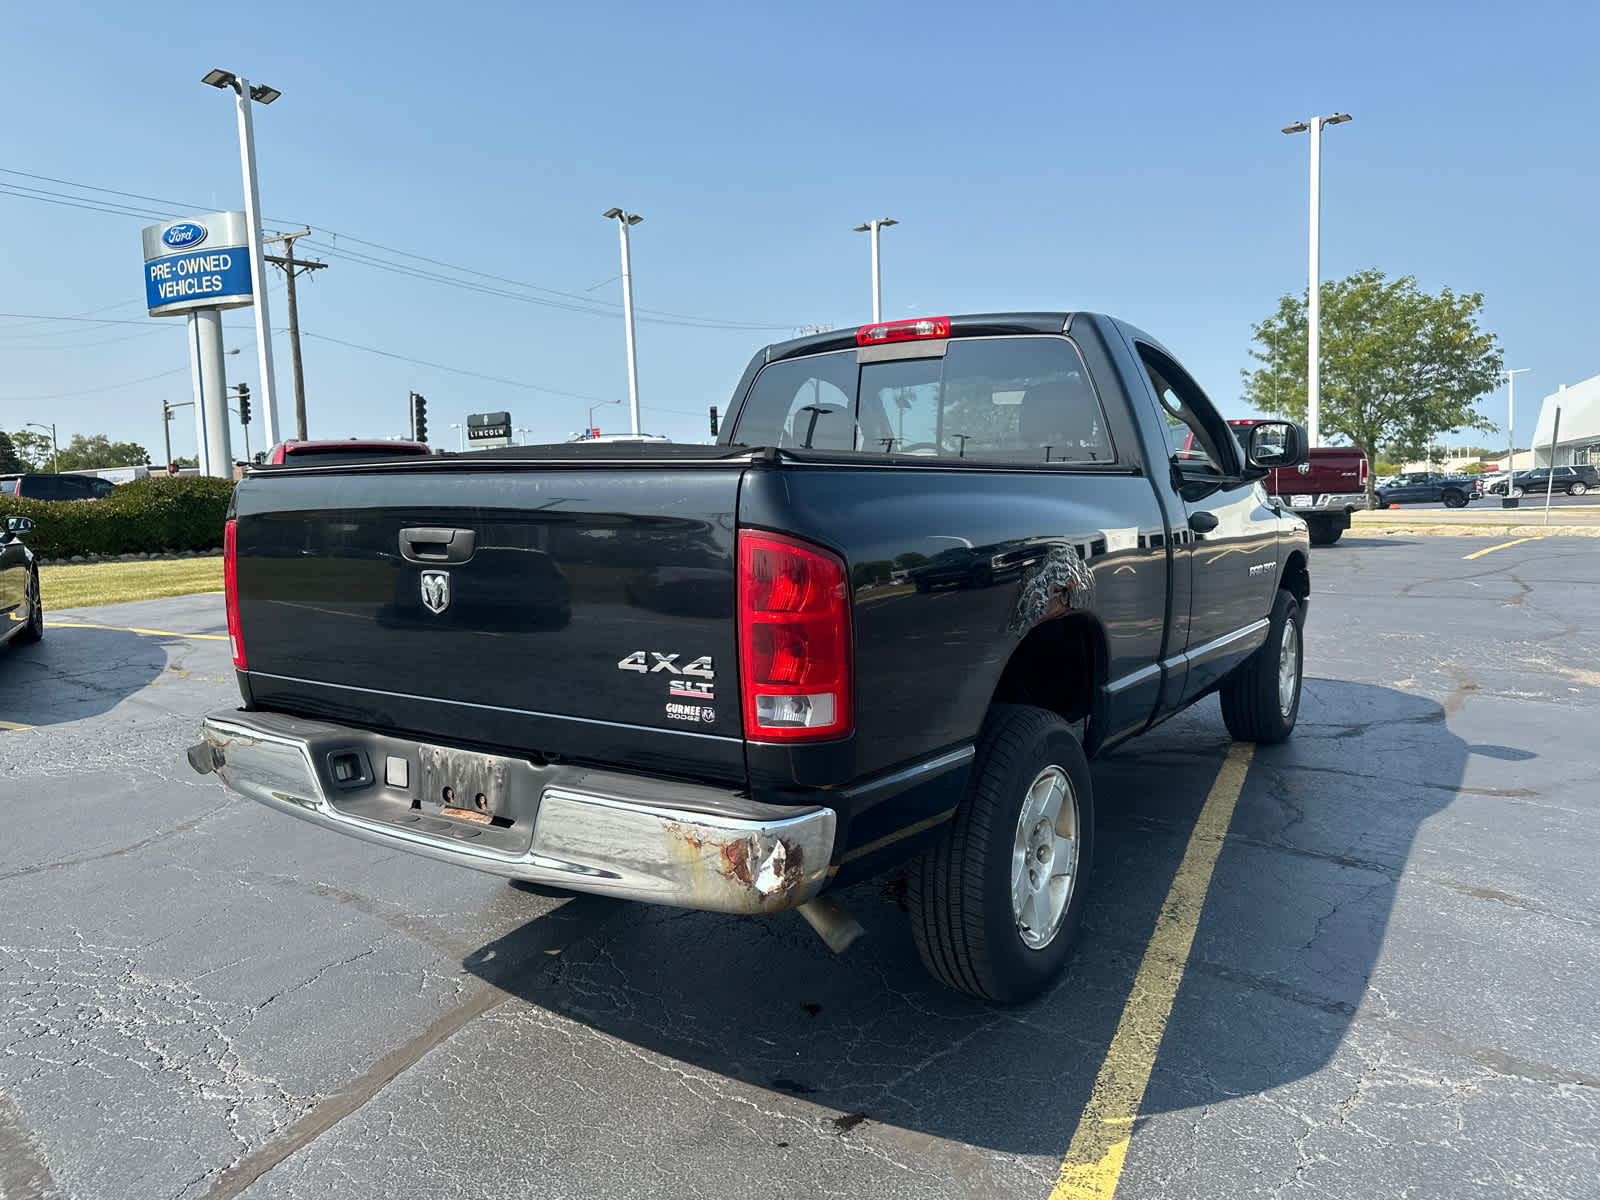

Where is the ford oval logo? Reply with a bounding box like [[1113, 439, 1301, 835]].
[[162, 222, 208, 249]]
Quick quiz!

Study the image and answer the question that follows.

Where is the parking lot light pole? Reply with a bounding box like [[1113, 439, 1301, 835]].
[[853, 218, 898, 322], [202, 68, 282, 448], [450, 422, 464, 451], [1282, 114, 1350, 449], [602, 209, 644, 436], [25, 422, 58, 473], [1502, 368, 1530, 474]]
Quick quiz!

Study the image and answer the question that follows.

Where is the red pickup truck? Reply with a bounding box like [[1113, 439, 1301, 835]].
[[1226, 422, 1366, 547]]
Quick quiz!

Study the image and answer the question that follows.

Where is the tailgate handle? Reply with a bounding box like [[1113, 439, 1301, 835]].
[[399, 526, 476, 564]]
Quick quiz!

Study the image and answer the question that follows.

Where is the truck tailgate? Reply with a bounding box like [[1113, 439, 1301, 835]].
[[232, 462, 746, 783]]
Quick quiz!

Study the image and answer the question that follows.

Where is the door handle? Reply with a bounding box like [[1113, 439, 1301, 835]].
[[1188, 511, 1219, 534], [398, 526, 476, 564]]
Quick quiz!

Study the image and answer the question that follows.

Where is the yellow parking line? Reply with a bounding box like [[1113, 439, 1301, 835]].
[[43, 621, 228, 641], [0, 720, 33, 732], [1462, 536, 1541, 560], [1051, 743, 1254, 1200]]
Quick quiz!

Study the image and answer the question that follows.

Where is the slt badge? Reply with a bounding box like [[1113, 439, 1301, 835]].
[[420, 570, 451, 614]]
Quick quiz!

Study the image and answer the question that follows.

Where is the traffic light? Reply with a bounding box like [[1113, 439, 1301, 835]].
[[237, 382, 251, 426], [709, 405, 719, 439], [412, 392, 428, 443]]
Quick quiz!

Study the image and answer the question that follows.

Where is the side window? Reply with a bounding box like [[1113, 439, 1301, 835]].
[[729, 351, 860, 450], [89, 478, 116, 497], [1137, 345, 1233, 477]]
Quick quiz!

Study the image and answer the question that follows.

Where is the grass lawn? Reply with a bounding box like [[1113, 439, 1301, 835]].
[[40, 557, 223, 611]]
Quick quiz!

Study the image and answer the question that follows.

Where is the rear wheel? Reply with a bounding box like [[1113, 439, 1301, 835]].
[[1306, 518, 1343, 547], [1220, 589, 1302, 744], [909, 705, 1094, 1004], [16, 567, 43, 644], [1443, 490, 1468, 508], [1510, 486, 1525, 499], [1570, 482, 1588, 496]]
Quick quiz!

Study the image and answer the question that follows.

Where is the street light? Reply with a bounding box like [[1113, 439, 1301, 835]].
[[514, 426, 531, 445], [602, 208, 644, 437], [450, 422, 464, 451], [587, 397, 622, 437], [25, 422, 58, 473], [852, 218, 898, 322], [1502, 368, 1530, 474], [202, 67, 282, 449], [1282, 113, 1351, 449]]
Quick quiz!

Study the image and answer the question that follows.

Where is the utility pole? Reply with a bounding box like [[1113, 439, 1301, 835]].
[[264, 229, 327, 441]]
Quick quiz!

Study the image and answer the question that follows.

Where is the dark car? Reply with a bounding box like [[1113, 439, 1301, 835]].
[[1483, 465, 1598, 498], [192, 309, 1313, 1005], [0, 516, 43, 650], [0, 473, 117, 500], [1372, 471, 1479, 508]]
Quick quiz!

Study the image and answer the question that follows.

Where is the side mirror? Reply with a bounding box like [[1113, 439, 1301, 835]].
[[4, 516, 34, 536], [1244, 421, 1307, 470]]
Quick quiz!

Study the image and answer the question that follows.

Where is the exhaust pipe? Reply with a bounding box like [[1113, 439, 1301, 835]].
[[796, 897, 865, 954]]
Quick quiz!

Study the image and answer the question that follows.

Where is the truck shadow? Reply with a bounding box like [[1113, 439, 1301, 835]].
[[0, 626, 173, 727], [465, 679, 1478, 1156]]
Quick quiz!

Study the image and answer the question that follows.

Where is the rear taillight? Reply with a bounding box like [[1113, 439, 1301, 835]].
[[1360, 458, 1369, 484], [856, 316, 950, 346], [224, 519, 246, 670], [738, 531, 853, 742]]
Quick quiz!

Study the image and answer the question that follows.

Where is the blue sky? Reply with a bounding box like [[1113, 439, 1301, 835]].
[[2, 0, 1596, 461]]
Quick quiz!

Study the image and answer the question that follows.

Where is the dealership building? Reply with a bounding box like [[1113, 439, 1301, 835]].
[[1531, 375, 1600, 467]]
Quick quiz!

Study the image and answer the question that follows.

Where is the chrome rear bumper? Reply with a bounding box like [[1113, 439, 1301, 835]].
[[191, 711, 835, 914]]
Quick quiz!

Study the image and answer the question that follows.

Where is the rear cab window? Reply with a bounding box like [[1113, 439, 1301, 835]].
[[729, 336, 1116, 466]]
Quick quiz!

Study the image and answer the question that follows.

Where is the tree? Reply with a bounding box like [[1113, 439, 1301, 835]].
[[1240, 269, 1504, 506], [55, 434, 152, 471], [0, 431, 23, 474], [7, 429, 53, 472]]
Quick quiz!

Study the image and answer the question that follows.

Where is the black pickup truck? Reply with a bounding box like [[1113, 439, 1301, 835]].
[[190, 312, 1310, 1003]]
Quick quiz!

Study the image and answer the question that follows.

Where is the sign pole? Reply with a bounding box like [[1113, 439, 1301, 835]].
[[234, 77, 281, 448], [187, 309, 233, 477]]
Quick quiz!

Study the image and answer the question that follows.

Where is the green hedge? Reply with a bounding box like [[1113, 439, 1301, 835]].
[[0, 475, 236, 559]]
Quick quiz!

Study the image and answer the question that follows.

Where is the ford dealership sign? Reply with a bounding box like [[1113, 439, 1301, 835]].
[[161, 222, 208, 250], [141, 211, 253, 317]]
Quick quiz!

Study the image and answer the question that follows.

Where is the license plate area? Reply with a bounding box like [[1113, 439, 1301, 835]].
[[416, 744, 515, 828], [1291, 494, 1313, 507]]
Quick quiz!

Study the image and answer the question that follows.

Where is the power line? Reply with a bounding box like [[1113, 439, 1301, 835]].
[[299, 331, 618, 403], [0, 366, 190, 404], [0, 166, 802, 332]]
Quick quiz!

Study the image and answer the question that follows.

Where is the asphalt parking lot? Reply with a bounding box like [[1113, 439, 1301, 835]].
[[3, 535, 1598, 1200]]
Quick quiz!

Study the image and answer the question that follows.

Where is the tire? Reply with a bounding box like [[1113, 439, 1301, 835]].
[[15, 567, 43, 644], [908, 704, 1095, 1004], [1443, 490, 1468, 508], [1510, 486, 1525, 499], [1307, 520, 1343, 547], [1570, 482, 1587, 496], [1220, 589, 1302, 744]]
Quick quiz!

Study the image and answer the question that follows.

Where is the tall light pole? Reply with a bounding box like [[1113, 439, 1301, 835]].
[[1281, 114, 1350, 448], [202, 68, 282, 449], [587, 397, 622, 437], [25, 422, 58, 473], [1503, 368, 1530, 474], [602, 209, 643, 436], [450, 422, 464, 451], [853, 218, 898, 322]]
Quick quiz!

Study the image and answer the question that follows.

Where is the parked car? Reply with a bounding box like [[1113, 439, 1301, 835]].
[[261, 439, 434, 466], [189, 311, 1311, 1004], [0, 473, 117, 500], [1482, 465, 1598, 498], [1223, 422, 1367, 546], [0, 516, 43, 650], [1372, 471, 1479, 508]]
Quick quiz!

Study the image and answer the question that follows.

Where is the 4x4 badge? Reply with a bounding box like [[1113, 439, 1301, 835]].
[[420, 570, 451, 614]]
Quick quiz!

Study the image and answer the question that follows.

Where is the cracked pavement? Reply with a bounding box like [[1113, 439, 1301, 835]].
[[2, 539, 1598, 1198]]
